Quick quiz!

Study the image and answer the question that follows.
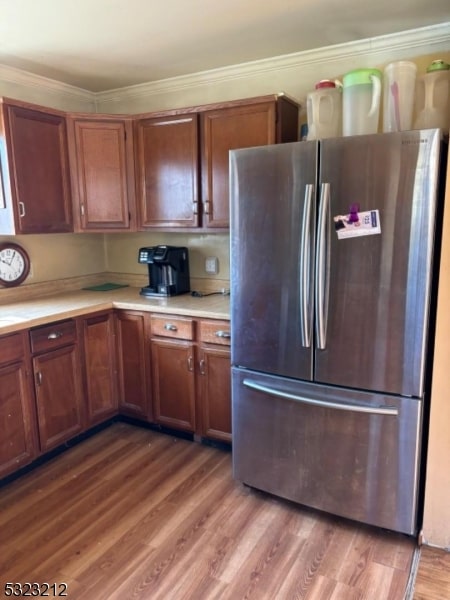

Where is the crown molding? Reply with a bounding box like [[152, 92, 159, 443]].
[[1, 23, 448, 107], [0, 63, 96, 103], [96, 22, 450, 105]]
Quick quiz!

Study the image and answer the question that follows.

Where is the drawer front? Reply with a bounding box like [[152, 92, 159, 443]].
[[150, 315, 194, 341], [0, 332, 25, 364], [30, 319, 77, 354], [199, 319, 231, 346]]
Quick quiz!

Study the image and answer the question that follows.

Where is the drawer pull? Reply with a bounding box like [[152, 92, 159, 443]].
[[215, 330, 231, 339], [187, 356, 194, 372], [47, 331, 63, 340], [35, 372, 42, 386], [164, 323, 178, 332], [199, 359, 206, 375]]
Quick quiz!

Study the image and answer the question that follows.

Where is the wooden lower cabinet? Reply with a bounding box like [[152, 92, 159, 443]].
[[80, 311, 118, 426], [0, 309, 231, 481], [115, 310, 151, 421], [149, 314, 231, 441], [198, 319, 231, 442], [198, 345, 231, 442], [151, 337, 196, 432], [0, 332, 38, 478], [30, 320, 84, 452]]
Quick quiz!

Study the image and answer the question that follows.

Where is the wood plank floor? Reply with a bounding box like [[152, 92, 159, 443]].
[[412, 546, 450, 600], [0, 422, 444, 600]]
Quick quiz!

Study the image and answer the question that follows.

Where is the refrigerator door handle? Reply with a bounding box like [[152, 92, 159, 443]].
[[243, 379, 399, 416], [315, 182, 331, 350], [300, 184, 314, 348]]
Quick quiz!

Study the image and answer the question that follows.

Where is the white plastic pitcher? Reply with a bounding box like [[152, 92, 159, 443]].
[[414, 60, 450, 131], [306, 80, 342, 140], [342, 68, 382, 136], [383, 61, 417, 132]]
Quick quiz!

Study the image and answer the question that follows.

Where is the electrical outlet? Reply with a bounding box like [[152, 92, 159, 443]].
[[205, 256, 219, 274]]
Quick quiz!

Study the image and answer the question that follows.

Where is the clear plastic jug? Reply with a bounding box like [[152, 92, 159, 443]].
[[342, 68, 382, 136], [306, 80, 342, 140], [414, 60, 450, 131], [383, 61, 417, 132]]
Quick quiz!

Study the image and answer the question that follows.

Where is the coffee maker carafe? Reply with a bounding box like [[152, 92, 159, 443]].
[[138, 245, 190, 297]]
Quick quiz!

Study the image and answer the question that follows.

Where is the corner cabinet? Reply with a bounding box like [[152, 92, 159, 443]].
[[134, 94, 299, 231], [115, 310, 152, 421], [0, 331, 38, 478], [0, 98, 73, 234], [80, 312, 118, 426], [67, 114, 136, 232]]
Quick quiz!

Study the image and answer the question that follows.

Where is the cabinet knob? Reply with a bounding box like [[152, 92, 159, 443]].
[[199, 359, 206, 375], [164, 323, 178, 332], [187, 356, 194, 372], [18, 202, 26, 218], [203, 200, 210, 215], [35, 371, 42, 386], [215, 330, 231, 339], [47, 331, 63, 340]]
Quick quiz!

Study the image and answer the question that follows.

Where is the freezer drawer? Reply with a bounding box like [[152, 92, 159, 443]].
[[232, 367, 423, 535]]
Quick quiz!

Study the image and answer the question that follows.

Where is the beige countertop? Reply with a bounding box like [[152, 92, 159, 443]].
[[0, 287, 230, 335]]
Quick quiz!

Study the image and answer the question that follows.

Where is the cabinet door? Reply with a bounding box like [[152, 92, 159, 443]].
[[201, 101, 277, 228], [135, 113, 199, 228], [116, 311, 151, 420], [68, 117, 136, 231], [1, 101, 73, 233], [151, 338, 196, 431], [199, 345, 231, 443], [82, 312, 118, 426], [33, 345, 84, 451], [0, 361, 37, 478]]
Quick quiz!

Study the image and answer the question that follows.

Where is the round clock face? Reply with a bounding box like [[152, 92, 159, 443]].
[[0, 243, 30, 287]]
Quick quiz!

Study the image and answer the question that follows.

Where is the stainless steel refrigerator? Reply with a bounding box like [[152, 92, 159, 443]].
[[230, 129, 446, 535]]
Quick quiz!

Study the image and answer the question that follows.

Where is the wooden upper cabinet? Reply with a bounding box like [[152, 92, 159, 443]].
[[67, 115, 136, 231], [135, 113, 199, 229], [0, 98, 73, 234], [201, 99, 293, 228], [201, 96, 299, 229], [134, 95, 298, 231]]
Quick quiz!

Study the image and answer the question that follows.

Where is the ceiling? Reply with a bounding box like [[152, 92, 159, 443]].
[[0, 0, 449, 93]]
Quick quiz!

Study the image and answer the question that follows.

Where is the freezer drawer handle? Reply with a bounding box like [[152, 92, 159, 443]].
[[243, 379, 399, 416], [299, 184, 314, 348]]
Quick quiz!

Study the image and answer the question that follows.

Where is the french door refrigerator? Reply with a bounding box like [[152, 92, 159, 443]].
[[230, 129, 446, 535]]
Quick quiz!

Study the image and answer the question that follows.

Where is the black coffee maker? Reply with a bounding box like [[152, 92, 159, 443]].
[[138, 246, 190, 297]]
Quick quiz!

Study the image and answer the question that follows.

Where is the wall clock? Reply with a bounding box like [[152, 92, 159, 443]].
[[0, 242, 31, 287]]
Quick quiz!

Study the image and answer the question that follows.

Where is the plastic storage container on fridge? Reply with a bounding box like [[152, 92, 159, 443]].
[[414, 60, 450, 131], [342, 68, 382, 136], [383, 61, 417, 132], [306, 80, 342, 140]]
